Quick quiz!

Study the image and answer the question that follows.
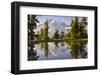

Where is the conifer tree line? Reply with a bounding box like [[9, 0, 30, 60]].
[[66, 17, 87, 39], [28, 15, 39, 60], [28, 15, 88, 41], [28, 15, 88, 60]]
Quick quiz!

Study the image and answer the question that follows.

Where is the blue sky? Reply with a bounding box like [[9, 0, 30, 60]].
[[35, 15, 88, 26]]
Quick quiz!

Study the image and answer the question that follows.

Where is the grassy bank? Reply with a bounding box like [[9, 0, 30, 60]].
[[31, 39, 88, 42]]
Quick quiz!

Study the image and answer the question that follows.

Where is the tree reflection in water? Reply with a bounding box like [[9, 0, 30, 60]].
[[28, 41, 87, 61], [28, 41, 39, 61], [54, 41, 59, 47], [43, 42, 49, 58], [66, 41, 87, 59]]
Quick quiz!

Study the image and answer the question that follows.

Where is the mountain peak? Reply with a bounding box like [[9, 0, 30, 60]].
[[35, 19, 70, 37]]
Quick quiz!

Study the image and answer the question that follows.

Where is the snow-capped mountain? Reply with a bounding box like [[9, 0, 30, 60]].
[[34, 19, 71, 37]]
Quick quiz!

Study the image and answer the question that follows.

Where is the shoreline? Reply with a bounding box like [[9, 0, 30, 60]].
[[30, 39, 88, 42]]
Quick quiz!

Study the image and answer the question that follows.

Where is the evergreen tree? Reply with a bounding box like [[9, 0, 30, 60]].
[[36, 31, 40, 40], [78, 17, 87, 38], [53, 29, 59, 39], [28, 15, 39, 61], [71, 17, 79, 39], [60, 31, 64, 38], [44, 20, 49, 40], [81, 17, 87, 38], [66, 17, 87, 39], [40, 28, 44, 40], [28, 15, 39, 40]]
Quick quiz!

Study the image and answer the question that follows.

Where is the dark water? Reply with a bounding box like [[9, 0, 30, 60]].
[[28, 41, 88, 61]]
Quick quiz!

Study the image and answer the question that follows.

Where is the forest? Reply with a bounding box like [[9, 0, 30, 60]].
[[28, 15, 88, 61], [28, 15, 87, 42]]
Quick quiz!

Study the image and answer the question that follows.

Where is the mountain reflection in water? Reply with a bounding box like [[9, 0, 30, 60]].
[[28, 41, 87, 61]]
